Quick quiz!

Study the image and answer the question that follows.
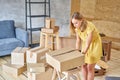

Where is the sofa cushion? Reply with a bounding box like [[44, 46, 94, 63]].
[[105, 76, 120, 80], [0, 38, 24, 51], [0, 50, 14, 56], [0, 20, 15, 39]]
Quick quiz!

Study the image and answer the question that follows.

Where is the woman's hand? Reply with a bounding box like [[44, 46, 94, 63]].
[[81, 51, 85, 54]]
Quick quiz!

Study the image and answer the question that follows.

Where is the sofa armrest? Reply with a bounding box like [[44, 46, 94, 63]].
[[15, 28, 29, 47]]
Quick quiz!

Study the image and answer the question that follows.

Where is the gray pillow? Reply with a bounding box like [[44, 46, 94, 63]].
[[105, 76, 120, 80], [0, 20, 15, 39]]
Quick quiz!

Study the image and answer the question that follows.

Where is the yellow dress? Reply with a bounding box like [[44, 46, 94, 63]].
[[76, 21, 102, 64]]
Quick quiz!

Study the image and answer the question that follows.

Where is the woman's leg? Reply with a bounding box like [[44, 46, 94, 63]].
[[81, 63, 88, 80], [87, 64, 95, 80]]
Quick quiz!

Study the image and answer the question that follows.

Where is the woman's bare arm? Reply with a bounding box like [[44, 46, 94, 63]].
[[82, 31, 93, 54], [76, 32, 81, 50]]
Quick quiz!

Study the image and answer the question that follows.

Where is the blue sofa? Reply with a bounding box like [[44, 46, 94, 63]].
[[0, 20, 29, 56]]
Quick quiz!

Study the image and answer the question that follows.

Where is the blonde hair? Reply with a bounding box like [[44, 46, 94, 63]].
[[70, 12, 87, 35]]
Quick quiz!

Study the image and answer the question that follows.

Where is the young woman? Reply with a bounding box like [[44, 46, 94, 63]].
[[71, 12, 102, 80]]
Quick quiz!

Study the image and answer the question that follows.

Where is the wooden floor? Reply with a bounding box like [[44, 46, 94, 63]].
[[0, 49, 120, 80]]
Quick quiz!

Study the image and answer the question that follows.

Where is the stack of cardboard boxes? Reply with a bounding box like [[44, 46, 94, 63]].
[[2, 46, 53, 80], [26, 18, 60, 80], [40, 18, 60, 50], [26, 58, 53, 80], [2, 47, 29, 77], [41, 18, 59, 34]]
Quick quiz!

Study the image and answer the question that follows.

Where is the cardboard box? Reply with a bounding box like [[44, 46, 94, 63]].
[[45, 18, 55, 29], [54, 36, 111, 61], [46, 47, 84, 72], [41, 26, 59, 34], [27, 63, 45, 73], [102, 40, 112, 61], [27, 66, 53, 80], [11, 47, 30, 65], [59, 36, 76, 49], [53, 36, 79, 50], [96, 60, 109, 69], [2, 63, 27, 77], [46, 18, 51, 28], [95, 68, 106, 76], [26, 47, 49, 63]]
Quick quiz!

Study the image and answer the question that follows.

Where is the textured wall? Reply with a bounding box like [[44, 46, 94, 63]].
[[94, 0, 120, 38], [0, 0, 25, 28], [0, 0, 71, 43], [51, 0, 70, 36], [80, 0, 120, 38]]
